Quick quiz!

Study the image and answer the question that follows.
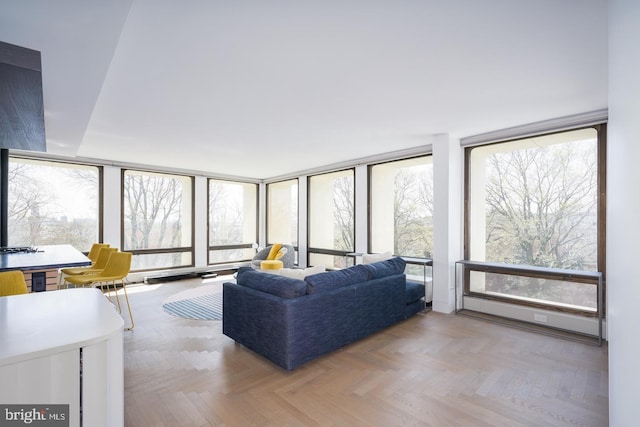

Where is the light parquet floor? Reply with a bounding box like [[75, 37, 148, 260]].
[[123, 276, 608, 426]]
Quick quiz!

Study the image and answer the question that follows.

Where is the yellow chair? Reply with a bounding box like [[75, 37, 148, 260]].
[[59, 247, 118, 289], [64, 251, 134, 330], [0, 270, 29, 296], [57, 243, 110, 288], [87, 243, 110, 263]]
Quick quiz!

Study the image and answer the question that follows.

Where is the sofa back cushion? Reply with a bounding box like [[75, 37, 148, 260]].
[[305, 264, 369, 294], [364, 256, 406, 279], [236, 267, 307, 299], [362, 251, 393, 264], [276, 265, 325, 280]]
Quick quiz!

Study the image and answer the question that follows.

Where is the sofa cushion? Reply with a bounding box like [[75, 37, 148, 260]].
[[362, 251, 393, 264], [236, 267, 307, 299], [405, 280, 426, 304], [305, 264, 369, 294], [364, 256, 406, 279], [277, 265, 325, 280]]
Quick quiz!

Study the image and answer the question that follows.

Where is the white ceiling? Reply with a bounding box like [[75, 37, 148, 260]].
[[0, 0, 608, 180]]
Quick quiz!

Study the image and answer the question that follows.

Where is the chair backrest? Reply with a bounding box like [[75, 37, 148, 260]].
[[93, 247, 118, 269], [0, 270, 28, 296], [87, 243, 110, 263], [101, 251, 132, 279], [251, 244, 296, 268]]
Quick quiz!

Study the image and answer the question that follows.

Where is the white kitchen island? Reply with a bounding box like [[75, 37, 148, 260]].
[[0, 288, 124, 427]]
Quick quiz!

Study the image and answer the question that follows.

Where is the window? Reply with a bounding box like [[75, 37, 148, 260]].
[[208, 179, 257, 264], [266, 179, 298, 247], [369, 156, 433, 257], [122, 170, 193, 270], [465, 126, 606, 313], [370, 155, 433, 286], [8, 158, 101, 252], [308, 169, 354, 269]]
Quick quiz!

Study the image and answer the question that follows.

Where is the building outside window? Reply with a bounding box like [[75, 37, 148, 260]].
[[8, 157, 101, 252], [266, 179, 298, 247], [208, 179, 257, 264], [122, 170, 193, 270], [308, 169, 354, 269], [465, 126, 605, 313]]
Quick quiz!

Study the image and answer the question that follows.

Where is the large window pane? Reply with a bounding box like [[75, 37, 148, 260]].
[[466, 127, 603, 310], [267, 179, 298, 246], [123, 170, 193, 270], [370, 156, 433, 258], [469, 271, 597, 312], [8, 158, 100, 252], [208, 179, 257, 264], [308, 169, 354, 268]]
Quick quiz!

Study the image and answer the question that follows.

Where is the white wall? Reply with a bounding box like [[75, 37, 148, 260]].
[[194, 176, 208, 268], [102, 165, 121, 249], [607, 0, 640, 425], [432, 134, 463, 313]]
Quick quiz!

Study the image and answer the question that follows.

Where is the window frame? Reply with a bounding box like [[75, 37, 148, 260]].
[[462, 124, 607, 316], [307, 168, 355, 268], [367, 154, 434, 258], [121, 168, 195, 272], [206, 178, 258, 266], [8, 155, 104, 253], [266, 178, 299, 251]]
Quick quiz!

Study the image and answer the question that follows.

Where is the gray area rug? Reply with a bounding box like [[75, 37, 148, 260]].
[[162, 287, 223, 320]]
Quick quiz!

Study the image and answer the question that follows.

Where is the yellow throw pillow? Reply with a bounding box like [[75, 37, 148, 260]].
[[275, 246, 288, 260], [266, 243, 283, 260]]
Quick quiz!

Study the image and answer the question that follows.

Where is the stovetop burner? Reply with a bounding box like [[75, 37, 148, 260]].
[[0, 246, 38, 254]]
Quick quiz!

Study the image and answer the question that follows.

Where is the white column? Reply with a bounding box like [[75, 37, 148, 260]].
[[297, 176, 308, 267], [368, 163, 395, 253], [193, 176, 208, 268], [354, 165, 369, 256], [608, 0, 640, 424], [431, 134, 463, 313], [257, 182, 266, 247], [102, 166, 121, 249]]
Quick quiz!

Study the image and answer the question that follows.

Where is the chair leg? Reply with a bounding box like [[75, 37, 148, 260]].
[[120, 280, 134, 331], [58, 270, 70, 290], [100, 281, 121, 312], [99, 280, 134, 331]]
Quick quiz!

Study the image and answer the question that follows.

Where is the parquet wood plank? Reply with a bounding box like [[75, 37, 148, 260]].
[[124, 277, 608, 426]]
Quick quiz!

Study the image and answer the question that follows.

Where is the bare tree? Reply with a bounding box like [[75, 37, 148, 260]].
[[394, 167, 434, 257], [333, 175, 354, 251], [123, 174, 183, 250], [485, 142, 597, 270], [8, 163, 57, 245], [8, 162, 100, 249], [208, 182, 245, 245]]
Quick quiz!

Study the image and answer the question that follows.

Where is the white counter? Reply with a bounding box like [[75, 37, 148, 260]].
[[0, 288, 124, 427]]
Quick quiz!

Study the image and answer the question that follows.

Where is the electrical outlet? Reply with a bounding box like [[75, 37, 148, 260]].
[[534, 313, 548, 323]]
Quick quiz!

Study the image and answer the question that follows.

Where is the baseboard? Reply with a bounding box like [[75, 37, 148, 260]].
[[460, 296, 605, 345]]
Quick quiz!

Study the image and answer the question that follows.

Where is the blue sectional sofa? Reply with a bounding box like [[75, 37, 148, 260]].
[[222, 257, 425, 370]]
